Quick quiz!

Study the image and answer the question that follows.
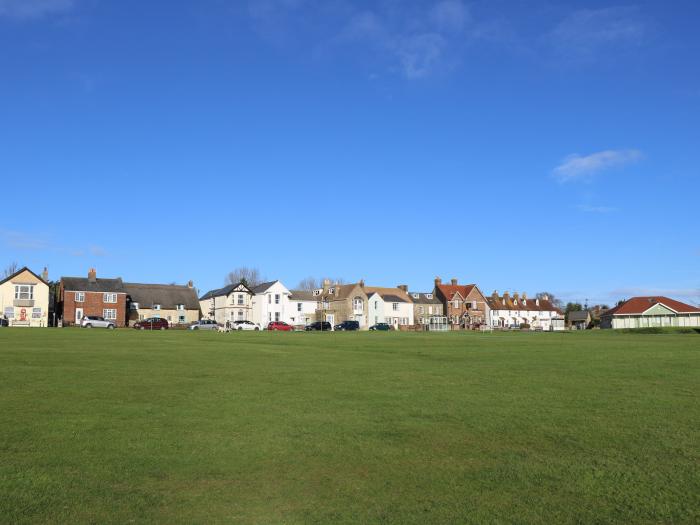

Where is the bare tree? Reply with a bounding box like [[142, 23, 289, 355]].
[[225, 267, 263, 287], [3, 261, 19, 278], [536, 292, 563, 309], [296, 276, 347, 290]]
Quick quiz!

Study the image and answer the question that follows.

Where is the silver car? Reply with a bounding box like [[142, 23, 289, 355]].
[[189, 319, 220, 331], [81, 315, 116, 329]]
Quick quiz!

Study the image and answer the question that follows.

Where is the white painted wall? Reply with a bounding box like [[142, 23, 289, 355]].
[[252, 281, 292, 327], [0, 269, 50, 327]]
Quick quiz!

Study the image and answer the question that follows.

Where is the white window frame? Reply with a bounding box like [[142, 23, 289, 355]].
[[14, 285, 34, 300], [392, 303, 399, 311], [103, 293, 117, 304], [275, 294, 280, 305], [103, 309, 117, 320], [75, 292, 85, 302], [153, 304, 161, 310]]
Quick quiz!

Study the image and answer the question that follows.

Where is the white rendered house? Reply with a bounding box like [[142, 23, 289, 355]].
[[251, 280, 292, 326]]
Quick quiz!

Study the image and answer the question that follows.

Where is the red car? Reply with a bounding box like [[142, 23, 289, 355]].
[[267, 321, 293, 331], [134, 317, 169, 330]]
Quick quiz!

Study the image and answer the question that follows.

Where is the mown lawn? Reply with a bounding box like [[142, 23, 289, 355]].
[[0, 329, 698, 524]]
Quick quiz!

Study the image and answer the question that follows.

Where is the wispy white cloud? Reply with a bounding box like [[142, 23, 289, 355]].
[[549, 6, 646, 62], [247, 0, 484, 79], [577, 204, 617, 214], [553, 149, 643, 182], [0, 229, 107, 258], [0, 0, 75, 19]]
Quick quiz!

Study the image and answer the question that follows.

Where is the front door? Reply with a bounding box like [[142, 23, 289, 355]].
[[326, 314, 334, 329], [75, 308, 83, 324]]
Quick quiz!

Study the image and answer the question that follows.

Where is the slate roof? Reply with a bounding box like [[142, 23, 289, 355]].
[[0, 267, 48, 286], [125, 283, 200, 310], [409, 292, 441, 304], [289, 290, 317, 302], [315, 283, 364, 301], [568, 311, 591, 322], [62, 276, 125, 293], [364, 286, 411, 303], [250, 281, 280, 294], [199, 282, 253, 301], [602, 297, 700, 316]]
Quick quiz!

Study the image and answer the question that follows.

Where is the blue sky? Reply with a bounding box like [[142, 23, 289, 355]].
[[1, 0, 698, 305]]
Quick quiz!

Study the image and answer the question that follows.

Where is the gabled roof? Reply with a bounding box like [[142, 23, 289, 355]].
[[199, 282, 253, 301], [62, 276, 125, 293], [289, 290, 317, 302], [410, 292, 441, 304], [0, 267, 48, 287], [568, 311, 591, 322], [125, 283, 200, 310], [436, 283, 475, 301], [603, 297, 700, 316], [315, 283, 365, 301], [364, 286, 412, 303], [250, 280, 282, 294]]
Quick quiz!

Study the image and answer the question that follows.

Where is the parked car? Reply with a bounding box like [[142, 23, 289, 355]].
[[134, 318, 169, 330], [267, 321, 293, 331], [233, 320, 261, 331], [80, 315, 116, 329], [189, 319, 219, 330], [369, 323, 391, 331], [305, 321, 332, 331], [334, 320, 360, 331], [0, 318, 8, 327]]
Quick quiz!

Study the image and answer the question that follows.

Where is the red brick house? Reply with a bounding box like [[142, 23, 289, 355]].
[[433, 277, 490, 330], [59, 268, 128, 327]]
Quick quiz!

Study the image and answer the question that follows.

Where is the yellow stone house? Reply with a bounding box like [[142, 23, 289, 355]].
[[0, 267, 50, 327]]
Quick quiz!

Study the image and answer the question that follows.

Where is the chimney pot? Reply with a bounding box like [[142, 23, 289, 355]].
[[398, 284, 408, 293], [41, 267, 49, 282], [359, 279, 365, 288], [451, 278, 458, 286], [187, 280, 193, 288]]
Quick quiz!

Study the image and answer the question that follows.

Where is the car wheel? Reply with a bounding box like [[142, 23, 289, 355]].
[[108, 325, 114, 330], [255, 327, 259, 331], [160, 326, 165, 331], [86, 324, 92, 329], [238, 327, 243, 330], [140, 326, 145, 330]]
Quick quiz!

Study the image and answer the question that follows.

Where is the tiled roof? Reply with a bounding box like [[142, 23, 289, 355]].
[[250, 281, 280, 294], [603, 297, 700, 316], [199, 282, 253, 301], [62, 276, 125, 293], [487, 295, 562, 313], [289, 290, 316, 302], [568, 311, 590, 322], [409, 292, 441, 304], [436, 283, 476, 300]]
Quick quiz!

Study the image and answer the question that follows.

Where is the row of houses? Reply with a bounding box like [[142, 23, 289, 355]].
[[2, 267, 699, 330]]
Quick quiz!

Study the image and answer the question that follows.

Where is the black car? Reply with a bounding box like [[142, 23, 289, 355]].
[[305, 321, 332, 331], [334, 320, 360, 331], [369, 323, 391, 331]]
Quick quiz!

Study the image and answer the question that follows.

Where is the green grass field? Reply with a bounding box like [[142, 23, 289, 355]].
[[1, 330, 698, 524]]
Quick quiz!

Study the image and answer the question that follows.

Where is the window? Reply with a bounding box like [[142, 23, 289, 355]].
[[275, 294, 280, 305], [392, 303, 399, 311], [14, 285, 34, 300], [275, 312, 281, 322], [426, 294, 433, 299], [103, 309, 117, 320], [130, 302, 139, 310], [238, 310, 244, 320], [268, 295, 271, 304], [268, 312, 272, 321], [453, 300, 459, 309], [153, 304, 161, 310], [297, 303, 302, 312], [322, 299, 329, 309], [167, 315, 172, 321], [418, 306, 424, 314], [428, 306, 433, 315], [75, 292, 85, 302], [237, 294, 244, 305], [353, 297, 363, 312], [374, 301, 378, 309], [176, 304, 185, 311], [103, 293, 117, 303], [178, 315, 186, 323]]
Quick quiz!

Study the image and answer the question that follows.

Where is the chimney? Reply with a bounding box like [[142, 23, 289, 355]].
[[359, 279, 365, 288], [334, 285, 340, 297], [492, 290, 499, 299], [322, 278, 331, 293], [522, 292, 527, 301], [88, 268, 97, 283], [187, 280, 194, 288], [451, 278, 458, 286], [513, 292, 519, 303], [503, 291, 510, 304], [398, 284, 408, 293], [41, 267, 49, 282], [435, 276, 442, 286]]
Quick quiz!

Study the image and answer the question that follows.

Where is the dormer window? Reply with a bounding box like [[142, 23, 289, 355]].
[[426, 294, 433, 299], [153, 304, 161, 310], [176, 304, 185, 311], [312, 289, 321, 296], [328, 288, 335, 294], [130, 302, 140, 310], [412, 293, 419, 299]]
